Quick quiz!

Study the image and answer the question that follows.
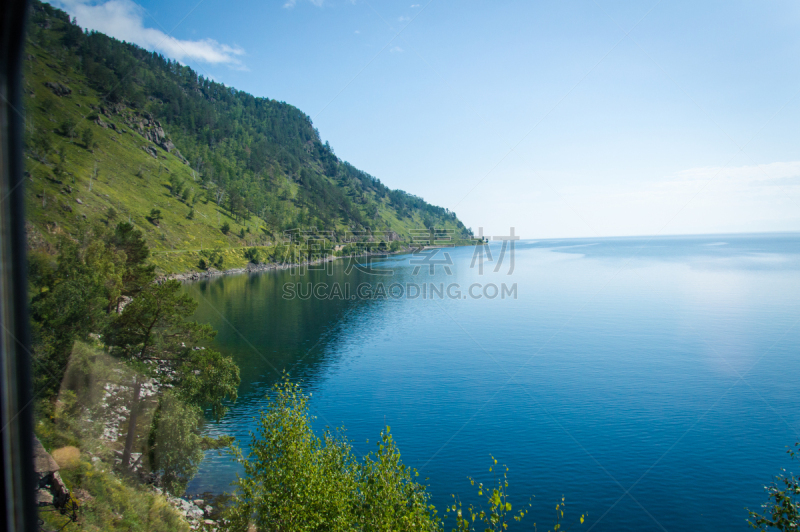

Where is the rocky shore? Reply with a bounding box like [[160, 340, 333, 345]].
[[156, 248, 415, 283]]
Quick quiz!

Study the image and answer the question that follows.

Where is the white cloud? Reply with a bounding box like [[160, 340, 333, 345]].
[[55, 0, 246, 68], [390, 46, 404, 53], [354, 30, 360, 34], [411, 4, 420, 7], [398, 15, 411, 22]]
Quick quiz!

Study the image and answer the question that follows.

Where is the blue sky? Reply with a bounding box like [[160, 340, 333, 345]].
[[54, 0, 800, 238]]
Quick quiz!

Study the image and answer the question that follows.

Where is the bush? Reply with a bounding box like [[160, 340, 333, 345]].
[[222, 377, 577, 532], [220, 222, 230, 235], [199, 249, 224, 270], [749, 442, 800, 531], [224, 377, 440, 532], [81, 126, 94, 149], [243, 247, 260, 264], [146, 392, 204, 495], [44, 458, 189, 532]]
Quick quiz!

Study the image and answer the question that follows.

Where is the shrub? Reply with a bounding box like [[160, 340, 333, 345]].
[[81, 126, 93, 149], [243, 247, 261, 264], [749, 442, 800, 531], [220, 222, 230, 235], [146, 392, 204, 495], [224, 377, 440, 532], [199, 249, 224, 270]]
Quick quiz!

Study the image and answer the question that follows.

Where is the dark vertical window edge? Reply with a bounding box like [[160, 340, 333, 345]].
[[0, 1, 36, 531]]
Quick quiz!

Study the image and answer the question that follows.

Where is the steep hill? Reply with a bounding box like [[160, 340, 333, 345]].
[[22, 0, 473, 273]]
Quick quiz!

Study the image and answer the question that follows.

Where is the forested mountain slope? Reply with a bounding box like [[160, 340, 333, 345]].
[[22, 0, 472, 272]]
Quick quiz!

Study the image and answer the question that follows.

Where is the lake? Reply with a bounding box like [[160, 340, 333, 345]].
[[185, 233, 800, 531]]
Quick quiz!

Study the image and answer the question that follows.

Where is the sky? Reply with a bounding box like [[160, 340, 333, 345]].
[[52, 0, 800, 239]]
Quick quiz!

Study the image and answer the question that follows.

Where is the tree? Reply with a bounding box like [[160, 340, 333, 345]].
[[28, 128, 52, 163], [220, 221, 230, 234], [149, 208, 162, 226], [81, 126, 93, 149], [107, 221, 156, 303], [749, 442, 800, 531], [169, 174, 184, 198], [243, 247, 260, 264], [60, 116, 77, 142], [106, 280, 239, 469], [224, 377, 440, 532], [105, 206, 117, 225], [187, 207, 194, 220], [146, 392, 204, 495], [28, 238, 120, 394]]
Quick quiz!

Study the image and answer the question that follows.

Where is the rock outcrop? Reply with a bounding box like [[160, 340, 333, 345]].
[[33, 437, 71, 508], [44, 81, 71, 96]]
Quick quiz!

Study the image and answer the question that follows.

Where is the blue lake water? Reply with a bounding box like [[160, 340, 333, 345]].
[[185, 233, 800, 531]]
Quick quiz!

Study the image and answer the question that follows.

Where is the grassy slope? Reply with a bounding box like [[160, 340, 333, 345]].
[[23, 34, 471, 275]]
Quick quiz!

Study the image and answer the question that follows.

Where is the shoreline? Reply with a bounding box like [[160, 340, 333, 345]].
[[156, 243, 482, 283]]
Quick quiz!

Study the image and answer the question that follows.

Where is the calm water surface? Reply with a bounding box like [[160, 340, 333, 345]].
[[185, 233, 800, 531]]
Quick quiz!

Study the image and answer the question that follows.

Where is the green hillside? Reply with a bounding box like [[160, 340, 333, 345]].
[[22, 0, 473, 273]]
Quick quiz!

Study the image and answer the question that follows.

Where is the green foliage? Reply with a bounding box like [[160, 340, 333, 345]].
[[187, 207, 194, 220], [24, 0, 470, 249], [27, 127, 52, 162], [108, 221, 156, 299], [81, 126, 94, 149], [200, 434, 235, 450], [220, 221, 230, 235], [107, 280, 212, 370], [243, 247, 261, 264], [146, 392, 205, 495], [444, 460, 582, 532], [47, 456, 189, 532], [177, 347, 240, 421], [169, 174, 185, 198], [28, 235, 125, 394], [199, 248, 224, 270], [149, 208, 162, 225], [224, 376, 440, 532], [749, 442, 800, 531], [60, 115, 77, 140], [106, 278, 239, 467]]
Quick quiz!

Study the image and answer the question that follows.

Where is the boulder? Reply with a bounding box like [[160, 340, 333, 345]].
[[36, 489, 53, 506], [160, 138, 176, 153], [33, 437, 59, 481], [44, 81, 71, 96], [142, 145, 159, 159], [51, 472, 71, 508], [73, 488, 94, 503]]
